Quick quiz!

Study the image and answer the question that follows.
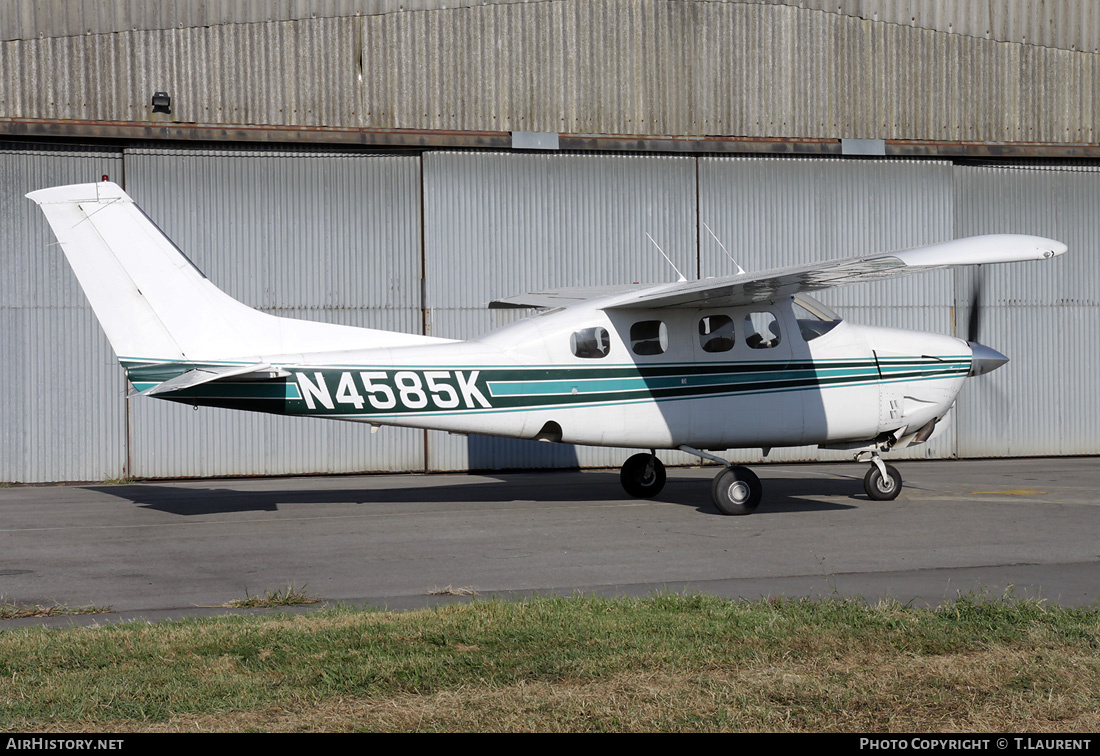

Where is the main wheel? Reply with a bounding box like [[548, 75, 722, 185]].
[[711, 466, 762, 515], [620, 453, 666, 498], [864, 463, 902, 501]]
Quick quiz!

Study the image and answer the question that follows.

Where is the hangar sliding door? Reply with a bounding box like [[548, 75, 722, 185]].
[[1, 147, 126, 483], [122, 148, 425, 478], [697, 156, 957, 462], [422, 151, 700, 471], [954, 164, 1100, 458]]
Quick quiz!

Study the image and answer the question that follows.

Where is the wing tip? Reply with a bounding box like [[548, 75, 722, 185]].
[[892, 234, 1068, 267]]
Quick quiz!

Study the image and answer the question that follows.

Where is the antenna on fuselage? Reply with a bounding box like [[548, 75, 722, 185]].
[[703, 221, 745, 275], [645, 232, 688, 282]]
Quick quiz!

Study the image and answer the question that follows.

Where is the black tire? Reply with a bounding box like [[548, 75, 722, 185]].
[[711, 466, 762, 515], [864, 463, 902, 501], [620, 453, 666, 498]]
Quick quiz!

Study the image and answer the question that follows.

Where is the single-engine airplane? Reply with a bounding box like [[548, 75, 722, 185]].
[[28, 181, 1066, 514]]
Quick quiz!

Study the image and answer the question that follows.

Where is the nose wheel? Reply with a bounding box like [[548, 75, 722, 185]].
[[863, 457, 902, 500]]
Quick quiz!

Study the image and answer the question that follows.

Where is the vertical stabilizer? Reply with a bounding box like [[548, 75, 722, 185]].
[[27, 181, 448, 363]]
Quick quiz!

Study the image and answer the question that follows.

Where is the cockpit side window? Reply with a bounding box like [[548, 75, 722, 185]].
[[698, 314, 735, 353], [792, 296, 842, 342], [745, 311, 781, 349], [630, 320, 668, 356], [570, 327, 611, 359]]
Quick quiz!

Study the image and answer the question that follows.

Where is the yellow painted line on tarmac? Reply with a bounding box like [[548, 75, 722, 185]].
[[969, 490, 1047, 496]]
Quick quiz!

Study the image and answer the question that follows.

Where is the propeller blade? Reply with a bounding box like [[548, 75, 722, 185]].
[[967, 266, 983, 344], [965, 267, 1009, 377]]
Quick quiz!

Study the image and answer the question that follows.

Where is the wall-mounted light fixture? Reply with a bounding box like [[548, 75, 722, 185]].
[[151, 91, 171, 114]]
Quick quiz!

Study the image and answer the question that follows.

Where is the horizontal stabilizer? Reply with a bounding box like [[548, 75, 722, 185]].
[[142, 363, 288, 396]]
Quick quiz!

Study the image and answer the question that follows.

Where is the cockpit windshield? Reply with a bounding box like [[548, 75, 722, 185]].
[[792, 294, 842, 341]]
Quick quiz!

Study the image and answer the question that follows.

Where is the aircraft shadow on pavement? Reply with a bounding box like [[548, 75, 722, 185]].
[[85, 470, 862, 517]]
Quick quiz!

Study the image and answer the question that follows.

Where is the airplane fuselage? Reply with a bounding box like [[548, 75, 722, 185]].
[[126, 296, 970, 452]]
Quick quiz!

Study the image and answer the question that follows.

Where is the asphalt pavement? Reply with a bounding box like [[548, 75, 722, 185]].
[[2, 457, 1098, 626]]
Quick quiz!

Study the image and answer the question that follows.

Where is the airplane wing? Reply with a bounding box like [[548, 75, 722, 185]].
[[489, 285, 652, 309], [491, 235, 1066, 311], [607, 234, 1065, 310]]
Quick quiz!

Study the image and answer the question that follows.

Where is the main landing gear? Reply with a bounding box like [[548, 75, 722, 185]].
[[617, 447, 904, 514], [710, 465, 762, 515], [618, 446, 763, 515], [619, 451, 667, 498]]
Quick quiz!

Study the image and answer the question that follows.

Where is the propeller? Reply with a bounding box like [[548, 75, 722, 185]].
[[965, 264, 1009, 377]]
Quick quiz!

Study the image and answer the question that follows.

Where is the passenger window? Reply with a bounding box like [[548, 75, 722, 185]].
[[570, 327, 611, 359], [698, 315, 735, 353], [745, 312, 781, 349], [630, 320, 667, 356]]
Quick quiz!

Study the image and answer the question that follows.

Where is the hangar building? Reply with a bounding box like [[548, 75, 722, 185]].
[[2, 0, 1097, 482]]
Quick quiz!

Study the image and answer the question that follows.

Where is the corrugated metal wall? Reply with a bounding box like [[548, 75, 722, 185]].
[[6, 1, 1097, 54], [698, 156, 958, 462], [121, 148, 426, 478], [790, 0, 1100, 53], [953, 163, 1100, 457], [3, 145, 1096, 481], [1, 147, 126, 482], [359, 0, 1099, 141], [3, 1, 1096, 143], [0, 1, 526, 40], [422, 150, 702, 471]]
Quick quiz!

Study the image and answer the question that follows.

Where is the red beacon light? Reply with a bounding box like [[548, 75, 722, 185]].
[[101, 175, 109, 182]]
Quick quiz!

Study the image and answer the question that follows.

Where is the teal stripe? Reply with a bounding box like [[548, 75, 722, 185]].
[[327, 370, 971, 421], [488, 365, 883, 398], [126, 354, 971, 415]]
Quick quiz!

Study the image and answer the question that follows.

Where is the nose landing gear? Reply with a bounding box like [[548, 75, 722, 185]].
[[863, 453, 902, 501]]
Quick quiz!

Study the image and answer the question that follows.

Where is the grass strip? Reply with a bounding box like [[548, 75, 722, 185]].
[[1, 593, 1098, 732], [0, 599, 112, 621], [221, 585, 320, 609]]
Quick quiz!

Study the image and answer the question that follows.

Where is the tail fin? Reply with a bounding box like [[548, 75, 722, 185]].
[[27, 182, 446, 363]]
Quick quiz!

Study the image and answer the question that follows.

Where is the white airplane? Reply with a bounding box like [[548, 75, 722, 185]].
[[28, 181, 1066, 514]]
